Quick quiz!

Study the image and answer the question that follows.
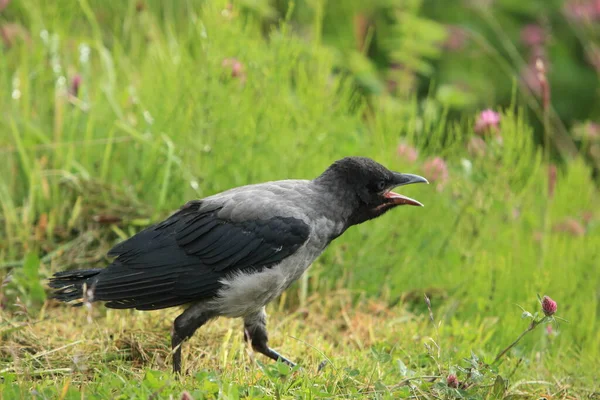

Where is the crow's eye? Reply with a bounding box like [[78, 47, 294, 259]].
[[375, 180, 387, 192]]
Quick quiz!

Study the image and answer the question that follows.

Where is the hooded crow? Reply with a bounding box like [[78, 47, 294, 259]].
[[49, 156, 428, 373]]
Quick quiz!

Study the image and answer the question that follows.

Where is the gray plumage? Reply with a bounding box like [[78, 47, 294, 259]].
[[49, 156, 428, 373]]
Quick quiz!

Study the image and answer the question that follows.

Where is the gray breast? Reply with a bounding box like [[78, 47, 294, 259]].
[[209, 216, 343, 318], [197, 179, 349, 318]]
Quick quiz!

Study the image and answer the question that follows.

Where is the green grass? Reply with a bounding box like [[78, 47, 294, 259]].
[[1, 0, 599, 398]]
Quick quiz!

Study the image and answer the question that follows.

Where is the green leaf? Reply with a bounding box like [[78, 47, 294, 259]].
[[23, 252, 46, 304], [276, 361, 291, 376], [397, 359, 409, 376], [373, 380, 388, 393], [521, 311, 533, 319], [143, 370, 161, 389], [491, 375, 508, 399], [370, 346, 392, 363]]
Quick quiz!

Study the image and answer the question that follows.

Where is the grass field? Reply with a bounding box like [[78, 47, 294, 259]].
[[1, 1, 599, 399]]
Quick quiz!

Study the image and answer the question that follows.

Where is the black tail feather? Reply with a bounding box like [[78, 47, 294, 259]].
[[48, 269, 103, 304]]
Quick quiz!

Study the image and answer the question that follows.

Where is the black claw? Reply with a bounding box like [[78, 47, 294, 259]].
[[171, 310, 213, 374], [244, 309, 300, 371]]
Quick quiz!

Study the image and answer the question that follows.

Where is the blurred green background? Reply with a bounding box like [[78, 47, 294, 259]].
[[0, 0, 599, 398]]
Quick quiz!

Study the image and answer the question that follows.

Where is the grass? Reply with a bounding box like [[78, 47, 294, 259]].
[[0, 292, 588, 399], [1, 0, 599, 398]]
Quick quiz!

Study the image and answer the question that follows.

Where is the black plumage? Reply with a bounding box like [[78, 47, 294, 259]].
[[50, 202, 310, 310], [49, 156, 428, 373]]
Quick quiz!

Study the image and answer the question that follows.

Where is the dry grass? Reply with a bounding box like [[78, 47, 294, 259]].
[[1, 290, 594, 399], [2, 291, 420, 375]]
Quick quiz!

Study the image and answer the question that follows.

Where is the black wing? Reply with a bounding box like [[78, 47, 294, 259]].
[[89, 201, 310, 310]]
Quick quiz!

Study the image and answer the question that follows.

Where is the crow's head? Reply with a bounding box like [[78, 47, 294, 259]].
[[316, 156, 428, 225]]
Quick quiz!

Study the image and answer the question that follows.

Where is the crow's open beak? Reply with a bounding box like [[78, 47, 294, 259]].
[[384, 173, 429, 207]]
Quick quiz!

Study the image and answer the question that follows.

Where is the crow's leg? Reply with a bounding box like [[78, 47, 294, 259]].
[[171, 304, 215, 374], [243, 307, 296, 367]]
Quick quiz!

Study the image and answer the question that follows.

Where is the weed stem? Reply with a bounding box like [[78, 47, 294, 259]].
[[493, 317, 547, 364]]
